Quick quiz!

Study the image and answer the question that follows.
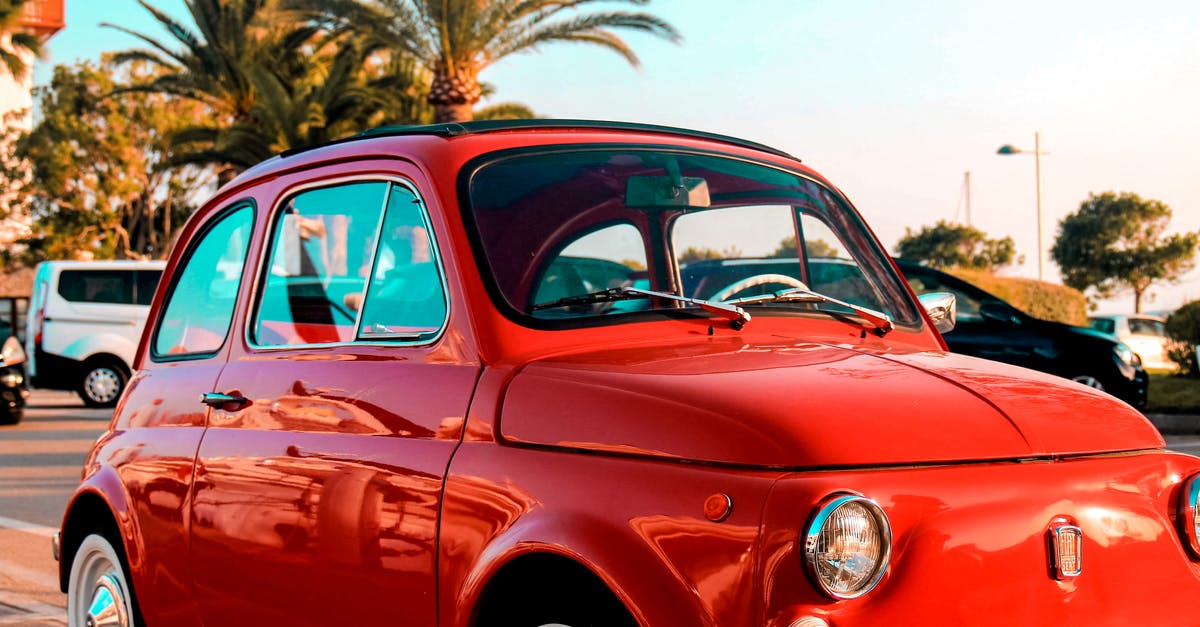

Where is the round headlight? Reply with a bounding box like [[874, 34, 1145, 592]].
[[1183, 474, 1200, 559], [803, 494, 891, 599]]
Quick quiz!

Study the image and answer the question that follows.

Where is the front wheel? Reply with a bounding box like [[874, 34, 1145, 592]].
[[67, 534, 138, 627], [78, 360, 128, 408], [1071, 375, 1105, 391]]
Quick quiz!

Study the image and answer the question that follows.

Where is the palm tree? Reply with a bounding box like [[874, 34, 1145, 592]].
[[293, 0, 681, 123], [0, 0, 40, 79], [106, 0, 435, 176]]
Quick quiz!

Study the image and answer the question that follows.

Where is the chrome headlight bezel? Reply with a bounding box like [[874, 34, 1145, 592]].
[[802, 493, 892, 600], [1182, 474, 1200, 560]]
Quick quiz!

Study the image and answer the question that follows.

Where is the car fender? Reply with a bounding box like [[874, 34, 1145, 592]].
[[454, 508, 718, 627], [58, 463, 141, 587]]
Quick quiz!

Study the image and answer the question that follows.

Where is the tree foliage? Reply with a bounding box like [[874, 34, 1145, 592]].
[[1165, 300, 1200, 376], [895, 220, 1016, 272], [769, 236, 839, 259], [0, 0, 39, 79], [292, 0, 680, 122], [677, 246, 742, 265], [15, 59, 213, 261], [1051, 191, 1199, 313], [107, 0, 435, 176]]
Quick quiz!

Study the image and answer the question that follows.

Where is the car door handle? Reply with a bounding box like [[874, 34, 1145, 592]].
[[200, 392, 248, 409]]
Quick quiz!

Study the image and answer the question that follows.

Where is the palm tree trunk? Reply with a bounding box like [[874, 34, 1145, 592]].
[[429, 68, 482, 124]]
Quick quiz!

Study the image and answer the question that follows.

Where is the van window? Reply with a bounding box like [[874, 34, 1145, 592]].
[[57, 269, 162, 305], [154, 206, 253, 357]]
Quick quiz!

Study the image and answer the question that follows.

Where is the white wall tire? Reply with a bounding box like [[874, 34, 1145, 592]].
[[67, 534, 136, 627]]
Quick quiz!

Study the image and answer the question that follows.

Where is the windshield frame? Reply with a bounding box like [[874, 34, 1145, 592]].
[[457, 143, 922, 331]]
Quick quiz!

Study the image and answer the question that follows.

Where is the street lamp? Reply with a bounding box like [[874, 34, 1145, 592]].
[[997, 132, 1046, 281]]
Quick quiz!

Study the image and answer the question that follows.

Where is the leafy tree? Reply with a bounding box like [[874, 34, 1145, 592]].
[[770, 236, 839, 259], [105, 0, 434, 175], [294, 0, 681, 123], [1165, 300, 1200, 376], [1052, 191, 1199, 313], [895, 220, 1017, 272], [677, 246, 741, 265], [0, 0, 39, 79], [16, 59, 213, 261]]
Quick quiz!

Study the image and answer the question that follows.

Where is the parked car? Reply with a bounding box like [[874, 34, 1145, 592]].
[[1089, 313, 1175, 370], [0, 335, 29, 425], [25, 260, 165, 407], [897, 260, 1148, 409], [56, 120, 1200, 627]]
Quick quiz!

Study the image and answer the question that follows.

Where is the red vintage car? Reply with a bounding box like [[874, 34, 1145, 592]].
[[55, 120, 1200, 627]]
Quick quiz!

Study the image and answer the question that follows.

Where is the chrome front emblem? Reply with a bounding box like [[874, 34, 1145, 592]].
[[1049, 524, 1083, 579]]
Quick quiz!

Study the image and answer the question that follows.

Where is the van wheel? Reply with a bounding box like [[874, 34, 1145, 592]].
[[67, 533, 139, 627], [78, 360, 127, 408]]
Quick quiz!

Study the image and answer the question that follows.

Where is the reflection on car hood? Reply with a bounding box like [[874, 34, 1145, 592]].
[[498, 335, 1162, 468]]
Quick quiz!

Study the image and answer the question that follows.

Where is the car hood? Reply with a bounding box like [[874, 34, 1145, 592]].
[[498, 335, 1163, 468]]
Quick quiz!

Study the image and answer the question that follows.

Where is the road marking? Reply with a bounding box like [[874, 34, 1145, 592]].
[[0, 516, 55, 538]]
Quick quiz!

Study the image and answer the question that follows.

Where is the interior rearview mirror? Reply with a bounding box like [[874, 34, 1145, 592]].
[[625, 175, 711, 208]]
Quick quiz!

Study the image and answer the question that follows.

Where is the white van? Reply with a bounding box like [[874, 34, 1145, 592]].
[[25, 260, 166, 407]]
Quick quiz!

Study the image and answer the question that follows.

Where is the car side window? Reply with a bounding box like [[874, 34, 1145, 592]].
[[357, 185, 448, 339], [154, 205, 253, 357], [254, 182, 389, 346], [254, 181, 446, 346]]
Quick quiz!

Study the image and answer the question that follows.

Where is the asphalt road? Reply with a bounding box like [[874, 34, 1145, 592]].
[[0, 390, 1198, 627]]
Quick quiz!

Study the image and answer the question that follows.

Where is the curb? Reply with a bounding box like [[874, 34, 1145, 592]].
[[1145, 413, 1200, 435]]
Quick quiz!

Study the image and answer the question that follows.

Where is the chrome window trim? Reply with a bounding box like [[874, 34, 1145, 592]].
[[802, 493, 892, 600], [245, 175, 450, 352], [1183, 473, 1200, 560]]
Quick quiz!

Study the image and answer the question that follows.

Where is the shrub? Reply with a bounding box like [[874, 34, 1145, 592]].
[[949, 269, 1089, 326], [1165, 300, 1200, 376]]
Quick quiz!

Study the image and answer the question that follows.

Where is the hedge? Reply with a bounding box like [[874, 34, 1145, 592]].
[[948, 269, 1089, 326]]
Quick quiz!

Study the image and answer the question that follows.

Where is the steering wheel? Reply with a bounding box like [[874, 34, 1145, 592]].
[[710, 273, 807, 302]]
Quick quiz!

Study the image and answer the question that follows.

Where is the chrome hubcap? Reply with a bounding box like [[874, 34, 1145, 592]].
[[85, 573, 128, 627], [84, 368, 121, 403], [1071, 375, 1104, 390]]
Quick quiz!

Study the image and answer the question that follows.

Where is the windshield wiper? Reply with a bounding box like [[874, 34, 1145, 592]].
[[532, 286, 751, 330], [725, 284, 893, 335]]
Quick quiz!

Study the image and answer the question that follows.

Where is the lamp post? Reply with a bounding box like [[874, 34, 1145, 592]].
[[997, 132, 1046, 281]]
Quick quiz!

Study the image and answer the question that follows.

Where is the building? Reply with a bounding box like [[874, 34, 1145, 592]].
[[0, 0, 63, 335]]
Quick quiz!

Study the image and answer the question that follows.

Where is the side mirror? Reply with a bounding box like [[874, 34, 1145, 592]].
[[918, 292, 956, 333]]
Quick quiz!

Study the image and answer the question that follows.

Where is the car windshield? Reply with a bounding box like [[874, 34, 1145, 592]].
[[464, 148, 920, 328]]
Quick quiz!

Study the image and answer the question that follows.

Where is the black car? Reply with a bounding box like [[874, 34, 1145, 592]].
[[896, 260, 1148, 409], [0, 335, 29, 425]]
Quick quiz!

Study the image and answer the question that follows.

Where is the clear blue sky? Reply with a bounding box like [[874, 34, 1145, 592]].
[[34, 0, 1200, 313]]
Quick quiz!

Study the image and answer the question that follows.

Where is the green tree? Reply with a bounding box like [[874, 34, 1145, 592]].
[[16, 59, 212, 261], [0, 0, 39, 79], [895, 220, 1017, 271], [1052, 192, 1199, 313], [1164, 301, 1200, 376], [770, 236, 839, 259], [106, 0, 433, 175], [295, 0, 681, 123], [677, 245, 741, 265]]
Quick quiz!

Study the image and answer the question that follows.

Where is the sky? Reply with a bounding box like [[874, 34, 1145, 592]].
[[31, 0, 1200, 315]]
